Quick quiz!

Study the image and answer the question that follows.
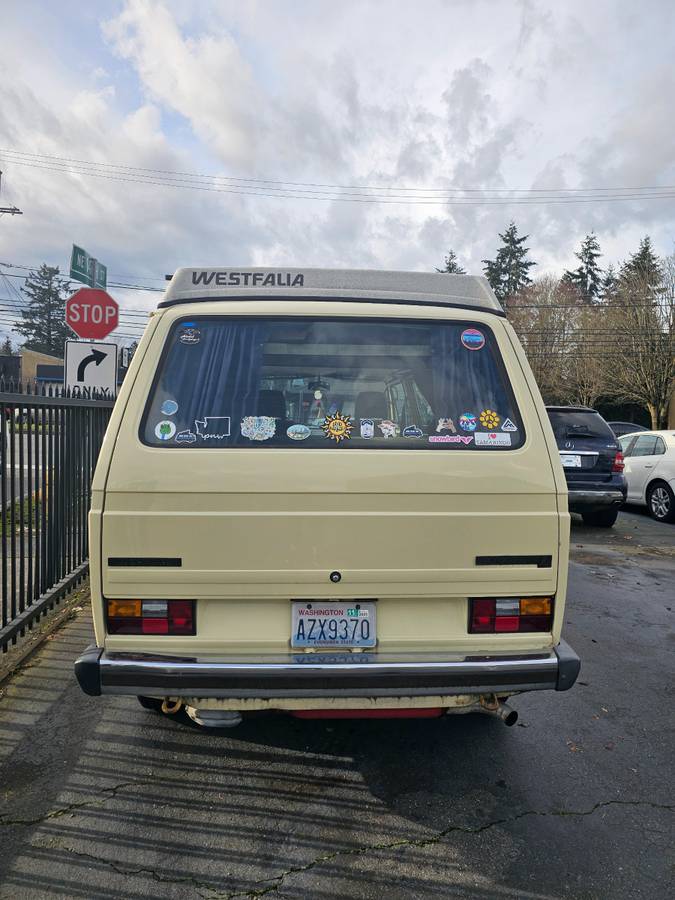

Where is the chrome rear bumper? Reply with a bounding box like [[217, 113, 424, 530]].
[[74, 641, 580, 698]]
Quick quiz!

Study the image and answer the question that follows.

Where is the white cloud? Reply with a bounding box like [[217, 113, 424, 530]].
[[0, 0, 673, 346]]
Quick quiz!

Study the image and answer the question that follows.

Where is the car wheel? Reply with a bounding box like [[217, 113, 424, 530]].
[[581, 509, 619, 528], [647, 482, 675, 523], [137, 695, 164, 712]]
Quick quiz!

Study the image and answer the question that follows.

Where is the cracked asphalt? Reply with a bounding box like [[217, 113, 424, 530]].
[[0, 508, 673, 899]]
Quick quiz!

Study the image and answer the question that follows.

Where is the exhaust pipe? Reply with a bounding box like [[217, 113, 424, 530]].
[[445, 695, 518, 727], [481, 702, 518, 726], [479, 695, 518, 726], [185, 707, 243, 728]]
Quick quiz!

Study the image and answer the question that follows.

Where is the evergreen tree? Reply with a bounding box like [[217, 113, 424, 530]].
[[482, 222, 536, 303], [0, 337, 13, 355], [435, 249, 466, 274], [600, 264, 619, 303], [562, 233, 603, 303], [16, 265, 72, 356], [620, 236, 662, 288]]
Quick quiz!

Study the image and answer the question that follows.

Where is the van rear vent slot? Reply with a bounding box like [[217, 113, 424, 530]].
[[108, 558, 182, 567], [475, 555, 552, 568]]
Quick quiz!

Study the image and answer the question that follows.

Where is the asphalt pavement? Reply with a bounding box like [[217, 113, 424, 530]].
[[0, 509, 672, 899]]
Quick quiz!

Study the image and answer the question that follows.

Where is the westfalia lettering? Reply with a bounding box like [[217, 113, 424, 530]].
[[191, 271, 305, 287]]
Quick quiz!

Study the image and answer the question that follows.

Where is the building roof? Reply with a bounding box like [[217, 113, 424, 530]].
[[159, 268, 503, 314]]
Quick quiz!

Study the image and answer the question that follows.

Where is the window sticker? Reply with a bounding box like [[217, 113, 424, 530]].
[[436, 417, 456, 433], [178, 327, 201, 345], [155, 420, 176, 441], [161, 399, 179, 416], [475, 432, 511, 446], [429, 434, 473, 444], [195, 417, 231, 440], [458, 413, 477, 432], [461, 328, 485, 351], [241, 416, 276, 441], [176, 429, 197, 444], [501, 418, 518, 432], [321, 412, 353, 443], [479, 409, 500, 430], [403, 425, 423, 438], [378, 420, 399, 438], [287, 424, 311, 441], [359, 418, 374, 439]]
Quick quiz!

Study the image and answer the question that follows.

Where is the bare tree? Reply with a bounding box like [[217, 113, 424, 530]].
[[507, 276, 582, 403], [603, 255, 675, 428], [565, 307, 608, 407]]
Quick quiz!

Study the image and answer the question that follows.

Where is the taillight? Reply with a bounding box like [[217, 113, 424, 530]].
[[469, 597, 553, 634], [107, 599, 195, 635], [612, 452, 625, 473]]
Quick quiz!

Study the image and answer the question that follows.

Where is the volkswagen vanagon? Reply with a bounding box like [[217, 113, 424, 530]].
[[75, 268, 580, 727]]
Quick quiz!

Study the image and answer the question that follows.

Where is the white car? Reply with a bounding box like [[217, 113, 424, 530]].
[[618, 430, 675, 523]]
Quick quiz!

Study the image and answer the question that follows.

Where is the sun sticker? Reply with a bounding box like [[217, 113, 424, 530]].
[[479, 409, 500, 429], [321, 412, 353, 443]]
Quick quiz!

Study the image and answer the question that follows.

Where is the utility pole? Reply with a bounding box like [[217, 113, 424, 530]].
[[0, 171, 23, 216]]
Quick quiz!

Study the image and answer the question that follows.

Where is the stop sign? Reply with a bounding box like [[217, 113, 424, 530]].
[[65, 288, 119, 340]]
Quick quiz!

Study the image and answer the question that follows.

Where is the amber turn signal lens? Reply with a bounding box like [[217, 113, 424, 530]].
[[520, 598, 551, 616], [107, 599, 141, 618]]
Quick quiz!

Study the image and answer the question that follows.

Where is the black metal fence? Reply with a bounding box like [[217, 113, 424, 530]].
[[0, 381, 114, 652]]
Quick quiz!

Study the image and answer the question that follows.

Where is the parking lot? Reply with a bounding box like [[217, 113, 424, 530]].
[[0, 509, 672, 900]]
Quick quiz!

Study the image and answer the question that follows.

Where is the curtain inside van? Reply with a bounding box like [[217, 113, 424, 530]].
[[141, 317, 523, 450]]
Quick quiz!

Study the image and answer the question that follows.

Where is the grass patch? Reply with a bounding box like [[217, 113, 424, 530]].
[[1, 496, 36, 535]]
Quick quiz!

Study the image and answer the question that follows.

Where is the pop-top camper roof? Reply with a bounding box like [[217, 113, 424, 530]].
[[159, 268, 504, 314]]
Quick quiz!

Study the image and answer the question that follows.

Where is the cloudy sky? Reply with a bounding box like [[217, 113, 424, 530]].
[[1, 0, 674, 341]]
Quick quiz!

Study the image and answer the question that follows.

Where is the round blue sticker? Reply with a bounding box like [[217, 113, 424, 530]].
[[461, 328, 485, 351], [161, 399, 178, 416]]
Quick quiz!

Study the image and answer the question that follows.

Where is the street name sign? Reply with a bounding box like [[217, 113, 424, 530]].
[[65, 288, 119, 340], [70, 244, 107, 289], [64, 340, 118, 396]]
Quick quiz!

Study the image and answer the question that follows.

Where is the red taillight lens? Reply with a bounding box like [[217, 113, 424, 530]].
[[612, 451, 625, 473], [168, 600, 195, 636], [470, 598, 495, 633], [142, 618, 169, 635], [469, 598, 554, 634], [107, 600, 196, 635]]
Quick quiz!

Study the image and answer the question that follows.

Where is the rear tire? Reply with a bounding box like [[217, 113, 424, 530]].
[[647, 482, 675, 523], [137, 696, 164, 712], [581, 509, 619, 528]]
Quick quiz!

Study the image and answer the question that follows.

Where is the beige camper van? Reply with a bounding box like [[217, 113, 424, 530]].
[[75, 268, 579, 728]]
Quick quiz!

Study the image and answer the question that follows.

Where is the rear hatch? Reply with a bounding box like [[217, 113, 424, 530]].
[[101, 302, 563, 653], [547, 408, 619, 485]]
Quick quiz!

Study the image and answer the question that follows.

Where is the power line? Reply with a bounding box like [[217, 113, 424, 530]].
[[3, 148, 675, 195], [4, 152, 675, 206], [0, 260, 165, 283]]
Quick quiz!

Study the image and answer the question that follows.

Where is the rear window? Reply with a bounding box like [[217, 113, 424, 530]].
[[141, 317, 524, 450], [547, 410, 615, 443]]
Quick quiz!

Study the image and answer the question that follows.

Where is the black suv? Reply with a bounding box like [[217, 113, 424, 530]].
[[546, 406, 627, 527]]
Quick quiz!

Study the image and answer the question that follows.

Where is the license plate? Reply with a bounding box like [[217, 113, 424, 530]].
[[560, 454, 582, 468], [291, 602, 377, 648]]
